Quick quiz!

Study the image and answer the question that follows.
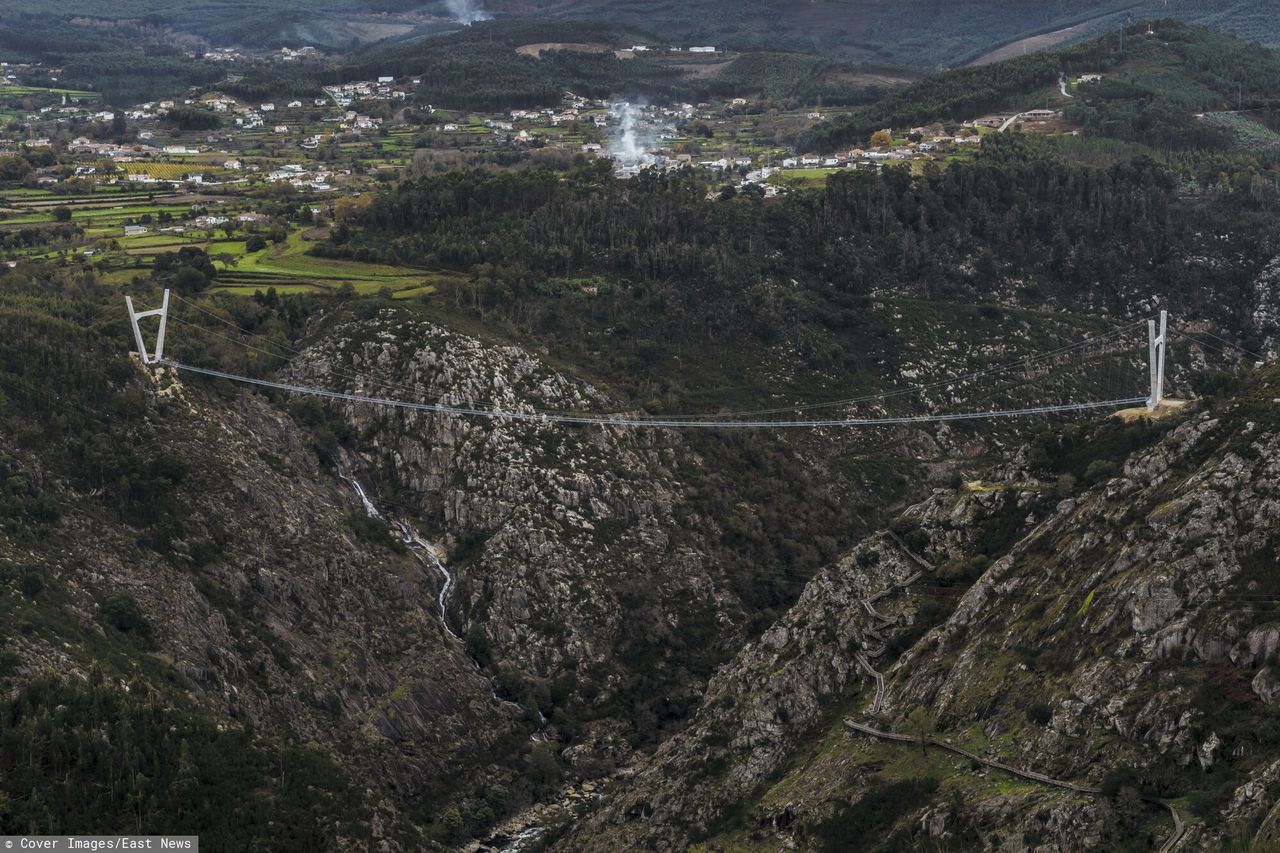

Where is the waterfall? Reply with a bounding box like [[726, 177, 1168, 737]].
[[395, 520, 456, 638], [341, 472, 383, 520], [340, 471, 458, 641]]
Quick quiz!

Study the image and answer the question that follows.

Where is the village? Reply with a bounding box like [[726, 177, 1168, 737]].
[[0, 55, 1095, 293]]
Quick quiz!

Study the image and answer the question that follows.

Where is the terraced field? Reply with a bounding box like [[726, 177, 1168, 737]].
[[0, 83, 99, 100], [207, 230, 462, 296], [120, 162, 230, 180]]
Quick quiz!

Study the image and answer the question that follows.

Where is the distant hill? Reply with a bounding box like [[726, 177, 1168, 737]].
[[15, 0, 1280, 66], [327, 20, 908, 110], [489, 0, 1280, 66], [807, 19, 1280, 151]]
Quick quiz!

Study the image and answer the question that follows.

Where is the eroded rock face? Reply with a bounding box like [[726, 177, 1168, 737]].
[[287, 311, 751, 735], [1252, 254, 1280, 359], [563, 376, 1280, 851], [3, 367, 517, 846]]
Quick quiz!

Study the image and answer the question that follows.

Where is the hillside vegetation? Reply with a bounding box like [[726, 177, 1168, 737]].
[[325, 21, 894, 111], [811, 20, 1280, 151], [487, 0, 1280, 65], [14, 0, 1280, 72], [315, 140, 1275, 415]]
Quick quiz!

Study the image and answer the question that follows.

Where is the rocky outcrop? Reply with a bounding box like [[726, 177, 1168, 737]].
[[564, 365, 1280, 851], [287, 310, 751, 734], [1252, 254, 1280, 359], [2, 363, 517, 847]]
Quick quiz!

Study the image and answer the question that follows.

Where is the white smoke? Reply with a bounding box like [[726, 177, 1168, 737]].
[[445, 0, 491, 25], [608, 101, 654, 168]]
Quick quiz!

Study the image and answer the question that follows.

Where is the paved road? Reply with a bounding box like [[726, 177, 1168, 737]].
[[998, 112, 1027, 132]]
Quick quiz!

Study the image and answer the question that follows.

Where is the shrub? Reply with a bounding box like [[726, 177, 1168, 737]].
[[811, 778, 939, 851], [1026, 702, 1052, 725], [346, 513, 405, 553], [99, 593, 154, 645], [1084, 459, 1119, 484], [1100, 765, 1140, 799], [19, 570, 44, 598]]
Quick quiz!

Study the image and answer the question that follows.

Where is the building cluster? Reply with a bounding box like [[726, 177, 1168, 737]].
[[322, 78, 409, 108], [264, 162, 338, 191], [626, 45, 717, 53]]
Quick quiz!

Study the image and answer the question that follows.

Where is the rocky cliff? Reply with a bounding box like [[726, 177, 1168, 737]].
[[563, 364, 1280, 851], [0, 351, 526, 846]]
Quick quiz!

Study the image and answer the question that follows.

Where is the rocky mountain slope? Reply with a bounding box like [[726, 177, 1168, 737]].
[[0, 348, 521, 846], [287, 308, 748, 762], [0, 283, 982, 845], [562, 363, 1280, 851], [3, 246, 1275, 850]]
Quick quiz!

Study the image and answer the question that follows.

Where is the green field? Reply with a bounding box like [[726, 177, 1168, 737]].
[[0, 82, 99, 100], [207, 229, 461, 296]]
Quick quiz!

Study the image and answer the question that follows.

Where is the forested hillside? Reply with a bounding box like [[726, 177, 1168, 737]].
[[810, 19, 1280, 151], [314, 139, 1275, 413], [493, 0, 1280, 65], [322, 21, 894, 111], [0, 16, 227, 104], [15, 0, 1280, 68]]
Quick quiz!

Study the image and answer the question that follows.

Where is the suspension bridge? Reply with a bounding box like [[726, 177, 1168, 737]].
[[126, 289, 1190, 430]]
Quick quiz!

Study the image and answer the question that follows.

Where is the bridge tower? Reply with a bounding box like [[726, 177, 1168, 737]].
[[125, 289, 170, 365], [1147, 309, 1167, 411]]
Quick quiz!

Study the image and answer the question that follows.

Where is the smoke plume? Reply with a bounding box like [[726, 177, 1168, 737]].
[[445, 0, 491, 25], [608, 101, 654, 168]]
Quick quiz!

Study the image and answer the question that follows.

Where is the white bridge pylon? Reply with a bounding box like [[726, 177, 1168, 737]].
[[125, 288, 170, 364], [1148, 309, 1168, 411]]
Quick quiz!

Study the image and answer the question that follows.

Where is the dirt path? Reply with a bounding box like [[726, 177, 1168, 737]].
[[845, 719, 1186, 850], [853, 532, 934, 714]]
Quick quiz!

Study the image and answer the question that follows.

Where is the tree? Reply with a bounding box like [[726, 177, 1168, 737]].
[[870, 129, 893, 147], [440, 807, 463, 842], [903, 705, 934, 753], [165, 107, 220, 131], [170, 741, 200, 820], [1100, 765, 1141, 799], [52, 206, 72, 223], [1026, 702, 1052, 725]]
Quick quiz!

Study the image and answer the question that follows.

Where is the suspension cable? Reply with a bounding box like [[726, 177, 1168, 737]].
[[158, 359, 1147, 429]]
